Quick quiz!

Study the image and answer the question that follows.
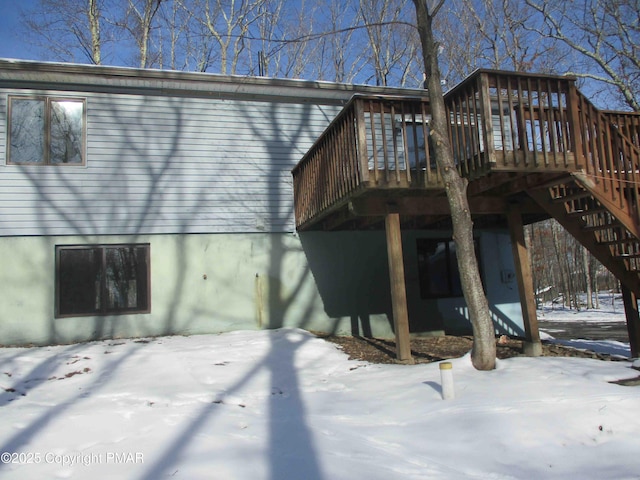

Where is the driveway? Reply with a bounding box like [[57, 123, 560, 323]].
[[538, 319, 629, 342]]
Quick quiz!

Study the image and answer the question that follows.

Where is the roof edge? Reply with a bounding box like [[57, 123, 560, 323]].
[[0, 58, 428, 101]]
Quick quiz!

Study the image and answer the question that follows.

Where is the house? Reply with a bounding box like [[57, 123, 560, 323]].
[[1, 60, 637, 360], [0, 59, 525, 349]]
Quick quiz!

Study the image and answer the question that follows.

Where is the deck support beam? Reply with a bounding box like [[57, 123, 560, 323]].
[[507, 205, 542, 356], [621, 287, 640, 358], [384, 212, 414, 363]]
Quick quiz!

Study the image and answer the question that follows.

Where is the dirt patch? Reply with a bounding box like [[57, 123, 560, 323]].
[[320, 334, 627, 365]]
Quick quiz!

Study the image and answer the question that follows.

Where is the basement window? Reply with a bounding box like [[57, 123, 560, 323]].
[[7, 96, 86, 165], [55, 244, 150, 317], [416, 238, 481, 298]]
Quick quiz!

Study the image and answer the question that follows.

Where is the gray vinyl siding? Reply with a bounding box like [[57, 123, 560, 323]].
[[0, 89, 342, 236]]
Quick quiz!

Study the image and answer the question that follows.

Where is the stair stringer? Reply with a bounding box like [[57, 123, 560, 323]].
[[571, 170, 640, 241], [528, 182, 640, 297]]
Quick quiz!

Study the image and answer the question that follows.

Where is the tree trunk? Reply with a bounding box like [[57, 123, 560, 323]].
[[412, 0, 496, 370], [87, 0, 102, 65], [550, 221, 567, 308], [594, 267, 600, 309], [583, 245, 593, 309]]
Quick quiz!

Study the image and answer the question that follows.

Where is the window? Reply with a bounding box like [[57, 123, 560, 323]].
[[365, 113, 433, 171], [7, 96, 85, 165], [405, 121, 434, 170], [416, 238, 481, 298], [56, 244, 150, 317]]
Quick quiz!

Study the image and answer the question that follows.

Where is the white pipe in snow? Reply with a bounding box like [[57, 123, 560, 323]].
[[439, 362, 455, 400]]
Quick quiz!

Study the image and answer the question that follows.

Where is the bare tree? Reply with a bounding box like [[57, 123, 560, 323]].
[[582, 245, 594, 309], [173, 0, 218, 72], [529, 219, 617, 310], [359, 0, 420, 86], [156, 0, 194, 70], [412, 0, 496, 370], [87, 0, 103, 64], [433, 2, 485, 84], [117, 0, 164, 68], [244, 0, 326, 80], [196, 0, 267, 75], [20, 0, 111, 65], [436, 0, 563, 86], [244, 0, 284, 76], [525, 0, 640, 111], [138, 0, 163, 68], [527, 221, 554, 305], [318, 0, 366, 83]]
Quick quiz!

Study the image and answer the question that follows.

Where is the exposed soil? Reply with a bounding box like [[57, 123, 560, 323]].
[[320, 334, 628, 365]]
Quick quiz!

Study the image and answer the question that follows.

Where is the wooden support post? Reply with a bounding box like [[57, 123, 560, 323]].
[[621, 286, 640, 358], [385, 212, 414, 363], [507, 205, 542, 356]]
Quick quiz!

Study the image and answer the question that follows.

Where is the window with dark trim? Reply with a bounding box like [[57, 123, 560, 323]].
[[7, 96, 86, 165], [416, 238, 481, 299], [56, 244, 150, 317]]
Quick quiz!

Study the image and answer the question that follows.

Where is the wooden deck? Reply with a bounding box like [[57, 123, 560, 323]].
[[293, 71, 589, 230], [292, 69, 640, 357], [293, 70, 639, 226]]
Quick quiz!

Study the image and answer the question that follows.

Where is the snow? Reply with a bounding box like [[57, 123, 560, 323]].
[[537, 292, 632, 357], [539, 306, 625, 324], [543, 336, 631, 358], [0, 324, 639, 480], [537, 293, 626, 324]]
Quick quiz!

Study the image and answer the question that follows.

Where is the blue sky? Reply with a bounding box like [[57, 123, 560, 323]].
[[0, 0, 39, 61]]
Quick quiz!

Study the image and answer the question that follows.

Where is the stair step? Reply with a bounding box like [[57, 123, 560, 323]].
[[567, 207, 608, 218], [582, 222, 621, 233], [616, 253, 640, 259], [597, 237, 637, 246], [550, 190, 591, 203]]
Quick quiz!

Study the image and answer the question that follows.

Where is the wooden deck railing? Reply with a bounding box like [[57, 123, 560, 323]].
[[359, 96, 440, 188], [292, 69, 640, 229], [574, 92, 640, 220], [444, 70, 578, 176], [602, 110, 640, 148], [292, 98, 363, 228], [292, 95, 437, 228]]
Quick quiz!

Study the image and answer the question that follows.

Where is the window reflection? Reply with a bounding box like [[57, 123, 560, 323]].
[[50, 101, 84, 164], [56, 245, 150, 317], [10, 99, 45, 164], [8, 96, 84, 165]]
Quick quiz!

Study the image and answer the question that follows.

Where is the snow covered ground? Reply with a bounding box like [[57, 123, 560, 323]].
[[0, 323, 639, 479], [538, 292, 627, 324], [538, 292, 632, 357]]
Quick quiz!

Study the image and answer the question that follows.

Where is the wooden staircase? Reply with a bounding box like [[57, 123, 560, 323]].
[[526, 89, 640, 296], [529, 177, 640, 295]]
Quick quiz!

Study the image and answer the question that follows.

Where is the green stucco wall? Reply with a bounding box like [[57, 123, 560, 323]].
[[0, 233, 390, 346], [0, 230, 524, 346]]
